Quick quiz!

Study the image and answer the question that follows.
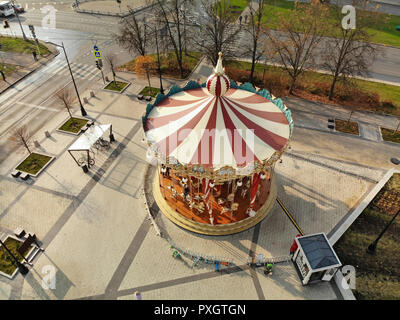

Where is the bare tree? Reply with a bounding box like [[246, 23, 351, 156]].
[[153, 0, 186, 78], [322, 0, 379, 100], [56, 88, 76, 118], [105, 53, 118, 83], [267, 2, 329, 94], [244, 0, 268, 84], [116, 7, 149, 57], [9, 125, 33, 154], [193, 0, 240, 66]]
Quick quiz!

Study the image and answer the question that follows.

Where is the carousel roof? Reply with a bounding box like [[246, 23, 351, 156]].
[[142, 54, 293, 176]]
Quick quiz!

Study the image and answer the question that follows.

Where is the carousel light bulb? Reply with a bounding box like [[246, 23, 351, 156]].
[[260, 172, 266, 180], [237, 180, 243, 187], [209, 182, 214, 188]]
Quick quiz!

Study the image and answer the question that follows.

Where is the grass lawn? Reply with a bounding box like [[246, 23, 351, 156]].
[[139, 86, 161, 98], [118, 51, 203, 79], [218, 0, 248, 18], [59, 117, 88, 134], [260, 0, 400, 47], [0, 36, 51, 56], [334, 173, 400, 300], [225, 60, 400, 115], [104, 80, 129, 92], [0, 237, 31, 276], [16, 152, 53, 175], [335, 119, 359, 135], [0, 63, 17, 76], [381, 127, 400, 144]]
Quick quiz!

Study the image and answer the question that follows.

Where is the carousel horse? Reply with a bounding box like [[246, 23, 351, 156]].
[[167, 185, 178, 198]]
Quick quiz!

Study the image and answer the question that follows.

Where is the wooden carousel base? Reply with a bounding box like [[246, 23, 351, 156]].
[[152, 173, 278, 235]]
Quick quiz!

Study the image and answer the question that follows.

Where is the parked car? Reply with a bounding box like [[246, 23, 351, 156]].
[[0, 1, 14, 17]]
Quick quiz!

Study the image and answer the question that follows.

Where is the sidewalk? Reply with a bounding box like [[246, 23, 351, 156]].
[[0, 43, 59, 93]]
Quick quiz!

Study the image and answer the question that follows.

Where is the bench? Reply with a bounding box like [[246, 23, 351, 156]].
[[137, 94, 144, 100], [80, 125, 88, 132], [145, 96, 152, 102], [20, 172, 30, 180], [11, 170, 21, 178], [14, 227, 26, 238]]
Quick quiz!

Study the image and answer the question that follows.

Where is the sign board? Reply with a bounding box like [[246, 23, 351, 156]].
[[93, 50, 102, 59], [93, 45, 99, 51], [29, 24, 35, 32]]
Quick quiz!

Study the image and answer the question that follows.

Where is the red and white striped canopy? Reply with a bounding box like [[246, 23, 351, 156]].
[[144, 86, 291, 171]]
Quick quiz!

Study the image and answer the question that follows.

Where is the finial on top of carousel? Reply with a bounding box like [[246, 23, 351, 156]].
[[206, 52, 230, 97]]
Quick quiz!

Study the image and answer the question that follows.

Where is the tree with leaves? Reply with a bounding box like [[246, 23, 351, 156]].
[[193, 0, 240, 66], [321, 0, 379, 100], [9, 125, 33, 154], [136, 55, 157, 94], [56, 88, 76, 118], [116, 7, 148, 57], [105, 53, 118, 83], [267, 2, 329, 94]]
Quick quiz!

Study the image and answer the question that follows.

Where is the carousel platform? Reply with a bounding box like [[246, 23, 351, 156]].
[[153, 172, 277, 235]]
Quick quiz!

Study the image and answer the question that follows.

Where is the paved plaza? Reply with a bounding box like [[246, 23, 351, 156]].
[[0, 63, 399, 300]]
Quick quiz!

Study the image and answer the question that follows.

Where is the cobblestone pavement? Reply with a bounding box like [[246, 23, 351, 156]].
[[0, 63, 399, 300]]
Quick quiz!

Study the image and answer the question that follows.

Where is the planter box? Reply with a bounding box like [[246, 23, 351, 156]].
[[103, 81, 130, 94], [56, 117, 89, 135], [14, 152, 55, 177], [0, 235, 35, 279]]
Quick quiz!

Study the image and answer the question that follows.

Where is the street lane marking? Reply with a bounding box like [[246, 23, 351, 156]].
[[15, 102, 59, 112]]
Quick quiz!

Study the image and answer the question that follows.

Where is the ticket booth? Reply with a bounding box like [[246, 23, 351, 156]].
[[292, 233, 342, 285]]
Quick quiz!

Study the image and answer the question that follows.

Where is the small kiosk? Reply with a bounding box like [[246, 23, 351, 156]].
[[292, 233, 342, 285]]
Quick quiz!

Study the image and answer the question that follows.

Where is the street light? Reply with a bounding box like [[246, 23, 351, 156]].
[[0, 239, 29, 275], [54, 42, 87, 117], [10, 0, 28, 41], [367, 208, 400, 254]]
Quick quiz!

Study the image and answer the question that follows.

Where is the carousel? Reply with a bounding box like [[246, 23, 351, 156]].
[[142, 53, 294, 235]]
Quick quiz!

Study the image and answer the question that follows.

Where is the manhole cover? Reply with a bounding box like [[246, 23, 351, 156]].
[[391, 158, 400, 165]]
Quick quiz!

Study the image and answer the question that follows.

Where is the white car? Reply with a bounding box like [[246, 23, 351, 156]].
[[0, 1, 14, 17]]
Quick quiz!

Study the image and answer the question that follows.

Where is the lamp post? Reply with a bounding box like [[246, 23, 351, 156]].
[[0, 239, 29, 275], [10, 0, 28, 41], [367, 208, 400, 254], [55, 42, 87, 116]]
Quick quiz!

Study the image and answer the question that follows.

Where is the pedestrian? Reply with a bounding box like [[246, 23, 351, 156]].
[[32, 50, 38, 61], [244, 14, 248, 23], [135, 291, 142, 300], [239, 15, 242, 25], [0, 70, 5, 81]]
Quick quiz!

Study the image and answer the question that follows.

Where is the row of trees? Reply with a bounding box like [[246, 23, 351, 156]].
[[116, 0, 379, 100]]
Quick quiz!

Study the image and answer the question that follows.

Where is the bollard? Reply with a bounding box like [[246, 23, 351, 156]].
[[45, 131, 51, 138], [34, 140, 40, 148], [83, 97, 88, 104], [105, 76, 109, 82], [90, 91, 95, 98]]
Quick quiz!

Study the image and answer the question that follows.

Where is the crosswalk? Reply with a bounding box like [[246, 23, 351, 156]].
[[42, 59, 101, 81]]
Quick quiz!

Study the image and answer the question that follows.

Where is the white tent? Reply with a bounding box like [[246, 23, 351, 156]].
[[68, 124, 113, 169]]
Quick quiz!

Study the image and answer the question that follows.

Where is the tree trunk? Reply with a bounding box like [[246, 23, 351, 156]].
[[23, 138, 31, 154], [289, 77, 296, 95], [146, 70, 151, 91], [329, 74, 338, 101]]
